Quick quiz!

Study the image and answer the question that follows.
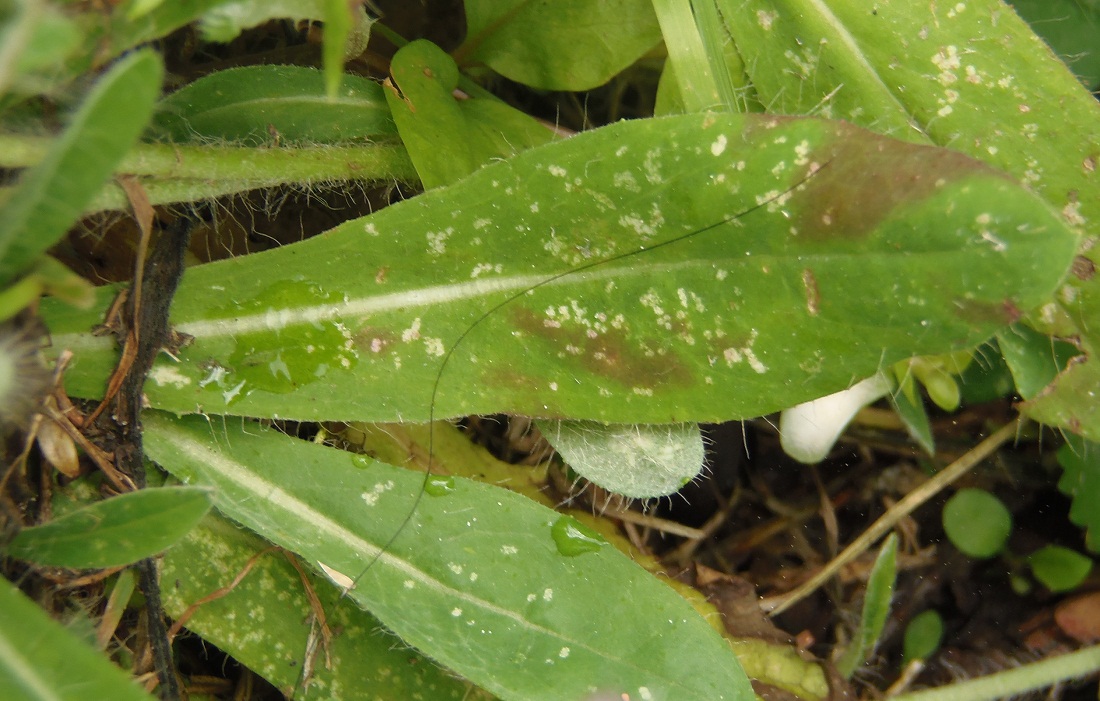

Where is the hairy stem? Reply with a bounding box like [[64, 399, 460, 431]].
[[0, 134, 418, 211]]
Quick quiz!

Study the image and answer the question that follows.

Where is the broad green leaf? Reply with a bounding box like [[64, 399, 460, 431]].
[[3, 486, 213, 569], [151, 65, 395, 145], [0, 577, 155, 701], [386, 40, 555, 189], [1057, 436, 1100, 552], [837, 533, 898, 678], [540, 420, 703, 497], [1010, 0, 1100, 89], [161, 512, 490, 700], [198, 0, 325, 42], [143, 411, 757, 701], [719, 0, 1100, 438], [1029, 545, 1093, 593], [45, 113, 1078, 424], [720, 0, 1100, 231], [0, 49, 162, 285], [458, 0, 662, 90], [943, 488, 1012, 559]]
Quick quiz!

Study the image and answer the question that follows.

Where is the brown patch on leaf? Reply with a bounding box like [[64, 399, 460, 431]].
[[951, 297, 1024, 328], [510, 307, 692, 391], [794, 122, 1004, 241], [1072, 255, 1096, 281]]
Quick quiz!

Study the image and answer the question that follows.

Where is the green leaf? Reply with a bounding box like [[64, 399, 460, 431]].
[[1056, 436, 1100, 553], [0, 49, 162, 285], [902, 609, 944, 665], [728, 638, 829, 701], [718, 1, 1100, 439], [458, 0, 662, 90], [151, 65, 396, 145], [943, 488, 1013, 559], [837, 533, 898, 678], [0, 2, 81, 98], [1010, 0, 1100, 89], [720, 0, 1100, 231], [997, 323, 1080, 400], [0, 576, 156, 701], [1029, 545, 1093, 593], [160, 512, 488, 700], [540, 420, 703, 498], [1021, 355, 1100, 441], [143, 411, 756, 701], [198, 0, 325, 43], [3, 486, 213, 569], [386, 40, 554, 189], [888, 382, 935, 457], [44, 112, 1079, 424]]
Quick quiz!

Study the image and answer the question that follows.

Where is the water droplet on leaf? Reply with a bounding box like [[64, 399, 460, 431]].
[[550, 515, 606, 556]]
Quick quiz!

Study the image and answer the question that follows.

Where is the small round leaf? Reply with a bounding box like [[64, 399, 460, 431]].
[[942, 488, 1012, 558], [902, 610, 944, 664]]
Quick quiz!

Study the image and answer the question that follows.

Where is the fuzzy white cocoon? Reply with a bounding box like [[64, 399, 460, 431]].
[[780, 373, 892, 464]]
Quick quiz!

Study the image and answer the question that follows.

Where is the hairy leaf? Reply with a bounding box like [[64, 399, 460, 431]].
[[144, 411, 756, 701], [161, 513, 488, 700], [46, 113, 1077, 423], [0, 577, 155, 701], [0, 50, 162, 284], [4, 487, 213, 569], [151, 65, 395, 145]]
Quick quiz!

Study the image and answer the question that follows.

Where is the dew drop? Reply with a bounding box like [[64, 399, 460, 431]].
[[425, 475, 457, 496], [350, 454, 372, 470], [550, 515, 606, 556]]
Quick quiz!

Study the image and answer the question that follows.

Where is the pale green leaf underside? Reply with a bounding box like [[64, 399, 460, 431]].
[[542, 420, 704, 498], [46, 112, 1077, 423], [161, 513, 485, 700], [143, 411, 755, 701]]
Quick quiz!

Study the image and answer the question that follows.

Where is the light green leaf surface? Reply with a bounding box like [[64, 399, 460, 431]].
[[0, 576, 155, 701], [1057, 436, 1100, 552], [198, 0, 324, 42], [0, 49, 162, 285], [943, 488, 1013, 558], [45, 113, 1078, 424], [143, 411, 756, 701], [888, 384, 935, 456], [1010, 0, 1100, 88], [4, 486, 213, 569], [386, 40, 554, 189], [1028, 544, 1093, 592], [151, 65, 396, 145], [996, 323, 1080, 400], [161, 512, 491, 700], [837, 533, 897, 678], [458, 0, 662, 90], [541, 420, 703, 498], [902, 610, 944, 664], [719, 0, 1100, 439]]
